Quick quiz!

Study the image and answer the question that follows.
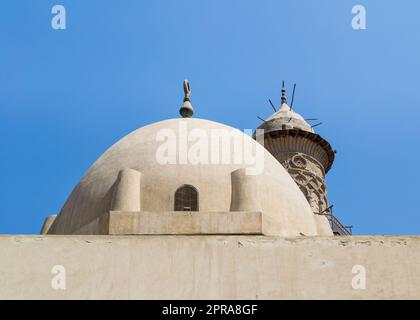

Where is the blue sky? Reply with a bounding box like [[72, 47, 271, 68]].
[[0, 0, 419, 235]]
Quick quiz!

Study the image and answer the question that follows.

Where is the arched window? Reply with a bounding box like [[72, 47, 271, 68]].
[[174, 185, 199, 211]]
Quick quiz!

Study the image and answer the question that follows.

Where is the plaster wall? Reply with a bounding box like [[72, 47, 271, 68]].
[[0, 235, 419, 299]]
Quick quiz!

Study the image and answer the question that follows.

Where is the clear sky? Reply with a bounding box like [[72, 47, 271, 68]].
[[0, 0, 419, 235]]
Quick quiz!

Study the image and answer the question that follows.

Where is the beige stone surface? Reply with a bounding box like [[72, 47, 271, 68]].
[[110, 169, 142, 212], [40, 215, 57, 234], [230, 168, 262, 212], [0, 235, 419, 299], [108, 211, 262, 235]]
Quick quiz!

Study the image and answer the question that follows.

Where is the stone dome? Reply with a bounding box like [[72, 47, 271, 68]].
[[48, 118, 321, 236]]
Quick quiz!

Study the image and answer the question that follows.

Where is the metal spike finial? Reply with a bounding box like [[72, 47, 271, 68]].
[[268, 99, 276, 112], [179, 79, 194, 118], [290, 83, 296, 110], [311, 122, 323, 128], [257, 116, 266, 123], [281, 80, 287, 104]]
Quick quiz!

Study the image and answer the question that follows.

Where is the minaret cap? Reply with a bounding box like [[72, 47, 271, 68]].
[[179, 79, 194, 118]]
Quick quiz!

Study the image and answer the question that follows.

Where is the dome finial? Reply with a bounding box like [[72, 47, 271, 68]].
[[183, 79, 191, 100], [281, 80, 287, 104], [179, 79, 194, 118]]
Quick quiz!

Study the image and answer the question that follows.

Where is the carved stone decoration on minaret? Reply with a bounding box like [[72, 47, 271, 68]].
[[254, 81, 335, 236], [281, 153, 328, 215]]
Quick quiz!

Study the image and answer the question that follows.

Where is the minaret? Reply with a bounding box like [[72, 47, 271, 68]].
[[255, 82, 335, 235]]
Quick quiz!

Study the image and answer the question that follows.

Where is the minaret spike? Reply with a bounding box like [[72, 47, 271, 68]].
[[290, 83, 296, 110], [268, 99, 277, 112], [281, 80, 287, 104]]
